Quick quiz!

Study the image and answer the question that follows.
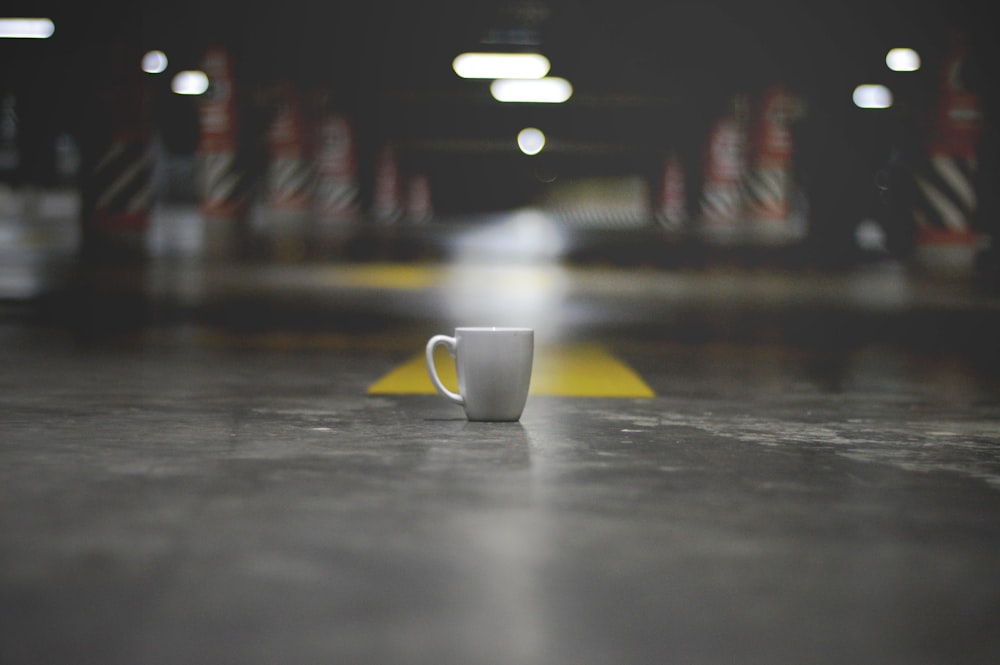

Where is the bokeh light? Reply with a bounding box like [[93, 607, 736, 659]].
[[886, 47, 921, 72], [853, 84, 893, 109], [142, 50, 169, 74], [517, 128, 546, 155], [171, 70, 209, 95]]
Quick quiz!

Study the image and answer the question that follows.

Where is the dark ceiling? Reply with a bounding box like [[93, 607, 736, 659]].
[[2, 0, 996, 213]]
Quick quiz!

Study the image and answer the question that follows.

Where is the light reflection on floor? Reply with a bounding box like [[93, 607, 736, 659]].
[[439, 263, 572, 343], [448, 208, 569, 264]]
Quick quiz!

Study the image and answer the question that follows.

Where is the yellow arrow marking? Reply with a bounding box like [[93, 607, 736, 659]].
[[368, 343, 654, 398]]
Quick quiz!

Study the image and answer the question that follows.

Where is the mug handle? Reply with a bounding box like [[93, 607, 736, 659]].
[[425, 335, 464, 406]]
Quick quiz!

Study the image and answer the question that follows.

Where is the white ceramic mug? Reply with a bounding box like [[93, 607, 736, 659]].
[[425, 327, 534, 421]]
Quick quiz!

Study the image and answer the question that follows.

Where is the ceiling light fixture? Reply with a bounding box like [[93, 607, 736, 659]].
[[491, 77, 572, 104], [885, 47, 921, 72], [172, 70, 209, 96], [0, 18, 54, 39], [452, 52, 550, 79], [853, 84, 893, 109]]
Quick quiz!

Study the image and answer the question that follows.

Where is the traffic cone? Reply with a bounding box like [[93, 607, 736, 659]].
[[912, 32, 984, 273], [699, 95, 749, 245], [196, 46, 248, 254], [745, 85, 805, 245], [654, 150, 688, 233]]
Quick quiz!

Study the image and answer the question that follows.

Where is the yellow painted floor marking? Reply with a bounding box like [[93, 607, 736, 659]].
[[368, 343, 654, 398], [193, 330, 423, 351], [332, 263, 441, 290], [532, 343, 654, 397], [321, 263, 564, 292]]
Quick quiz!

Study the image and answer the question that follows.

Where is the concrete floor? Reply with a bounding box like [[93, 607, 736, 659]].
[[2, 216, 1000, 663]]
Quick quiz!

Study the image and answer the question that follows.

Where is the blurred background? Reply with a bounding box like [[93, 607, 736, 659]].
[[0, 0, 997, 298]]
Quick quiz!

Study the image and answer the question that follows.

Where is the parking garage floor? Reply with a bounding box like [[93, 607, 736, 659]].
[[2, 215, 1000, 664]]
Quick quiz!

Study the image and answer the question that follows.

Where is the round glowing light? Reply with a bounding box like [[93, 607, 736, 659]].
[[142, 50, 168, 74], [518, 128, 546, 155], [171, 70, 209, 96]]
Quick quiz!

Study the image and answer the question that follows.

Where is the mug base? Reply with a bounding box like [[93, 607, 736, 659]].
[[465, 414, 523, 422]]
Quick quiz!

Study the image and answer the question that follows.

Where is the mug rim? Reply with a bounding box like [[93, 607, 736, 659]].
[[455, 326, 533, 333]]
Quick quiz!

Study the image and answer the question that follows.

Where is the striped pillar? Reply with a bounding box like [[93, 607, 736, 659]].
[[197, 46, 247, 223], [198, 151, 244, 218], [699, 96, 749, 245], [0, 94, 19, 179], [655, 150, 688, 233], [266, 82, 314, 212], [80, 43, 152, 258], [913, 32, 984, 268], [89, 132, 153, 234], [912, 156, 979, 237], [313, 112, 361, 224], [405, 173, 433, 224], [372, 144, 403, 224], [746, 85, 805, 245]]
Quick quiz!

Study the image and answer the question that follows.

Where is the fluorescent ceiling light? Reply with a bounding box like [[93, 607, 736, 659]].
[[0, 18, 54, 38], [886, 47, 921, 72], [518, 128, 546, 155], [172, 70, 209, 95], [491, 77, 572, 103], [853, 84, 893, 109], [453, 52, 550, 79], [142, 50, 168, 74]]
